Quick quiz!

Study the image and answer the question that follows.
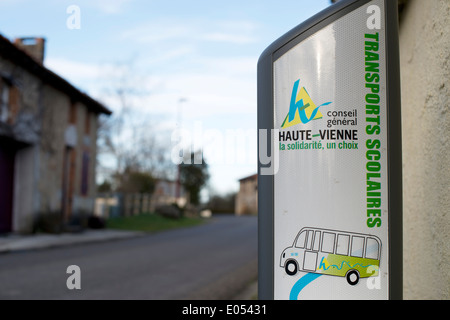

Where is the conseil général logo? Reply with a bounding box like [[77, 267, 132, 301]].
[[281, 79, 332, 129]]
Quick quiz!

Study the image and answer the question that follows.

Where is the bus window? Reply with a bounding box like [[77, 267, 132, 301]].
[[306, 230, 314, 250], [351, 236, 365, 258], [365, 238, 379, 260], [322, 232, 336, 254], [336, 234, 350, 256], [313, 231, 321, 251], [295, 231, 306, 248]]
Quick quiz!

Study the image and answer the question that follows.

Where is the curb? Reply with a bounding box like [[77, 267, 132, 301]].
[[0, 229, 145, 254]]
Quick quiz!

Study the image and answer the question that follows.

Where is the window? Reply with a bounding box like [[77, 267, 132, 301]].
[[0, 77, 20, 124], [295, 231, 306, 248], [365, 238, 379, 260], [313, 231, 321, 251], [0, 80, 10, 122], [306, 230, 314, 250], [351, 236, 365, 258], [84, 110, 91, 135], [81, 151, 89, 196], [322, 232, 335, 254], [336, 234, 350, 255]]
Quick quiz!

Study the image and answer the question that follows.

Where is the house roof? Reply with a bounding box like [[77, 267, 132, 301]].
[[238, 173, 258, 182], [0, 34, 112, 115]]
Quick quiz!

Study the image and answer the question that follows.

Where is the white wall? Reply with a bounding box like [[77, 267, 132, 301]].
[[399, 0, 449, 300]]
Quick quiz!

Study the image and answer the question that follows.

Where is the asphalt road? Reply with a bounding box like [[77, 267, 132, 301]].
[[0, 215, 257, 300]]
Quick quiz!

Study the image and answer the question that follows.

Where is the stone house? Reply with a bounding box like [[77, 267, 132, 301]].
[[0, 35, 111, 233], [235, 173, 257, 215]]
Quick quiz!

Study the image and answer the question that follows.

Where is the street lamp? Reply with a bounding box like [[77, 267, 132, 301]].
[[176, 97, 187, 200]]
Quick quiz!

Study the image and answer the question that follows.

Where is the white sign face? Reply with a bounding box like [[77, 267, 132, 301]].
[[273, 0, 388, 299]]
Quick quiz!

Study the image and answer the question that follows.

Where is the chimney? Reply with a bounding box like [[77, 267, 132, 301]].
[[14, 37, 46, 64]]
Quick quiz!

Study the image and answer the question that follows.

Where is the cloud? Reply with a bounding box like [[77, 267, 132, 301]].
[[120, 18, 258, 45], [148, 45, 196, 65], [201, 32, 256, 44], [140, 60, 257, 120], [44, 51, 257, 122], [198, 56, 257, 76], [120, 22, 193, 44], [45, 57, 101, 80], [44, 57, 143, 110], [90, 0, 132, 14], [201, 20, 259, 44]]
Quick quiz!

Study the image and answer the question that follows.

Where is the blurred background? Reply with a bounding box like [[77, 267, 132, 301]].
[[0, 0, 448, 300], [0, 0, 330, 300]]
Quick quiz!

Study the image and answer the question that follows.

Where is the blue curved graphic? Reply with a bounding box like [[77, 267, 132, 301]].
[[289, 273, 322, 300]]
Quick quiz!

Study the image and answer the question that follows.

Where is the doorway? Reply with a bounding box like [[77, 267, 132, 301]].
[[0, 138, 17, 233]]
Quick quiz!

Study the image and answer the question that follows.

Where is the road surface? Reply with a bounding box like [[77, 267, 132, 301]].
[[0, 215, 257, 299]]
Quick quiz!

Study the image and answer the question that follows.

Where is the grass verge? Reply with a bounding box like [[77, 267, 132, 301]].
[[106, 213, 206, 233]]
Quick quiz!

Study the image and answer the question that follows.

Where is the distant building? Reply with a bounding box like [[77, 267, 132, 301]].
[[152, 179, 189, 209], [94, 179, 189, 218], [0, 35, 111, 233], [235, 174, 257, 215]]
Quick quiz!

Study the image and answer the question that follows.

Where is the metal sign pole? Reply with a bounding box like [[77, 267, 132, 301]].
[[258, 0, 402, 300]]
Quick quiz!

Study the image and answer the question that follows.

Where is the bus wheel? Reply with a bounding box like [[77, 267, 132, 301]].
[[346, 270, 360, 285], [285, 260, 298, 276]]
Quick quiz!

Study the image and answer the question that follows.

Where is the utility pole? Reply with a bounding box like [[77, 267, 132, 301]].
[[176, 97, 187, 200]]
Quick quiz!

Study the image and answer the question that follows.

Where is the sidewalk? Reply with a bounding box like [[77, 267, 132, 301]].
[[0, 229, 144, 254]]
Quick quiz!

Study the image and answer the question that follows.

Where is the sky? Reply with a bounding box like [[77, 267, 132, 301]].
[[0, 0, 331, 196]]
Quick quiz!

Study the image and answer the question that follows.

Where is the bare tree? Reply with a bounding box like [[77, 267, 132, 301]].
[[96, 58, 173, 190]]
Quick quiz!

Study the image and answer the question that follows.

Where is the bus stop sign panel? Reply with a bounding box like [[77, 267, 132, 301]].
[[257, 0, 402, 300]]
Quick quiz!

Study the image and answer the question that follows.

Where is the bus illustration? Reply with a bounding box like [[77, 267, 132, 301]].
[[280, 227, 381, 285]]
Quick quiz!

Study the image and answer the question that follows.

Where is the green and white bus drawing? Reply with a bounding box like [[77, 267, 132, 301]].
[[280, 227, 381, 285]]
